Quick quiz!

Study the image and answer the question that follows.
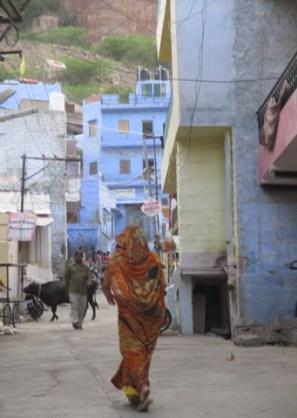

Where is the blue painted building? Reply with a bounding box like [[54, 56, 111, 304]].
[[100, 68, 170, 242], [158, 0, 297, 340], [69, 68, 171, 251], [0, 80, 62, 109], [67, 97, 117, 254]]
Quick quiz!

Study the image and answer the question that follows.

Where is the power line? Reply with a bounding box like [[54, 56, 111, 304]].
[[186, 0, 207, 152], [177, 0, 218, 30], [103, 63, 279, 84], [20, 154, 80, 210], [21, 82, 60, 158]]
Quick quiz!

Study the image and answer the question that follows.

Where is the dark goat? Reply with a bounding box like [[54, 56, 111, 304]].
[[23, 280, 98, 321]]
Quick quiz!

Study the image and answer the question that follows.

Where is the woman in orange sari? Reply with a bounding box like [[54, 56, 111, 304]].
[[102, 225, 165, 412]]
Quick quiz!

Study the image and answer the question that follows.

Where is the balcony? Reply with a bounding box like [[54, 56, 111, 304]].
[[257, 51, 297, 185]]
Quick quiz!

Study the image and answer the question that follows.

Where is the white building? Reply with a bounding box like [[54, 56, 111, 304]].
[[0, 81, 67, 275]]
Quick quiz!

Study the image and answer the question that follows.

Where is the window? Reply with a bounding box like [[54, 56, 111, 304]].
[[88, 120, 97, 137], [142, 158, 154, 179], [89, 161, 98, 175], [119, 120, 129, 134], [66, 161, 80, 177], [102, 209, 113, 238], [141, 83, 153, 96], [153, 83, 166, 97], [67, 211, 79, 223], [142, 120, 153, 138], [162, 196, 168, 206], [120, 159, 131, 174]]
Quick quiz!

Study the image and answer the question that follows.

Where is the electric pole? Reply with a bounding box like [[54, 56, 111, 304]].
[[20, 154, 80, 213], [142, 135, 157, 238]]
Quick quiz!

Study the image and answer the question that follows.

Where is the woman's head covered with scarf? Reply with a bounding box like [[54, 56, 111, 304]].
[[115, 224, 150, 264]]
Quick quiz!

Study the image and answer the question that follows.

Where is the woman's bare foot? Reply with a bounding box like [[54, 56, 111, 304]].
[[138, 386, 153, 412]]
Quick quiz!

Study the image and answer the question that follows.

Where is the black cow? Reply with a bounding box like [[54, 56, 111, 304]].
[[23, 280, 98, 321]]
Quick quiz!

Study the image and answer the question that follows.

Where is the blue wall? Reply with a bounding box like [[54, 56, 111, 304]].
[[233, 126, 297, 323], [67, 224, 99, 256], [0, 81, 61, 109], [237, 197, 297, 322], [67, 100, 101, 251]]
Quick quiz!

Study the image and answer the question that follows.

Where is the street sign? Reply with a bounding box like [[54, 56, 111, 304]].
[[7, 212, 36, 241], [141, 199, 161, 217]]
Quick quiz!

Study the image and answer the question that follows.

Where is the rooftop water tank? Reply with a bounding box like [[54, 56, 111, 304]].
[[49, 91, 65, 111], [137, 67, 151, 81]]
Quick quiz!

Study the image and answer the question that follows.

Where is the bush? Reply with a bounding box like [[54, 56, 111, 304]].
[[93, 35, 157, 67], [61, 57, 114, 85], [21, 26, 89, 49], [63, 83, 99, 103], [0, 65, 18, 81]]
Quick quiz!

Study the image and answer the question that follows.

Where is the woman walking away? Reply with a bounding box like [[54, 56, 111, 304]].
[[102, 225, 165, 412]]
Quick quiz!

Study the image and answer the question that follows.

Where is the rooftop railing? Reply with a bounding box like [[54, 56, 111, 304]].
[[101, 94, 170, 107], [257, 50, 297, 132]]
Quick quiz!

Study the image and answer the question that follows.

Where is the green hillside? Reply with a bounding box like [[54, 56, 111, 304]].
[[1, 1, 158, 103]]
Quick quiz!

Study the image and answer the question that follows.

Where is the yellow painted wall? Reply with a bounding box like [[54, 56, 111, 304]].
[[177, 136, 226, 253], [0, 214, 19, 291], [0, 213, 18, 265], [0, 213, 8, 241]]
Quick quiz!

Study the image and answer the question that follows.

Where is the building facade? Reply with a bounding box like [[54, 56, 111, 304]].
[[100, 68, 170, 242], [69, 69, 171, 252], [0, 81, 67, 274], [157, 0, 297, 337], [67, 99, 117, 254]]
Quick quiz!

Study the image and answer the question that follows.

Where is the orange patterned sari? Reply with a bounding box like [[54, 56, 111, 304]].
[[105, 225, 165, 398]]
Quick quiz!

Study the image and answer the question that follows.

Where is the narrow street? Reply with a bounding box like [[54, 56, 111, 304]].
[[0, 293, 297, 418]]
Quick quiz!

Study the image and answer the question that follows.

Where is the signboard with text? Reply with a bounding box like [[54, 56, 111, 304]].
[[8, 212, 36, 241], [141, 199, 161, 217]]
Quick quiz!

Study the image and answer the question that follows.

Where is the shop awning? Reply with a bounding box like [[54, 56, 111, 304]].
[[36, 216, 54, 227]]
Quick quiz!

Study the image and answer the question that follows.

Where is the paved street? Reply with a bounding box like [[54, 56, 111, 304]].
[[1, 293, 297, 418]]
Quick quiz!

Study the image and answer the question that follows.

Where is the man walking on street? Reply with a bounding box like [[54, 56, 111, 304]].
[[65, 249, 91, 330]]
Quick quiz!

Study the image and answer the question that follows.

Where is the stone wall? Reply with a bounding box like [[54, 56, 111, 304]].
[[63, 0, 157, 41]]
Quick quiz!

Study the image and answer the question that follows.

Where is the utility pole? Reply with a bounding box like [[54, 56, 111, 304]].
[[20, 154, 81, 213], [142, 136, 154, 198], [20, 154, 26, 213], [142, 135, 157, 238], [142, 135, 164, 244], [152, 135, 161, 236]]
